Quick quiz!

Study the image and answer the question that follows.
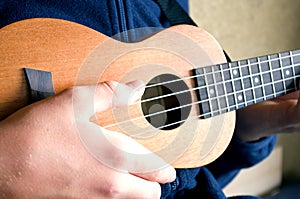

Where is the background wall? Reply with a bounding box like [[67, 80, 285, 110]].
[[189, 0, 300, 185]]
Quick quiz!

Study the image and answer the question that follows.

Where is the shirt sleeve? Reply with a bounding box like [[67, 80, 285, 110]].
[[206, 135, 277, 188]]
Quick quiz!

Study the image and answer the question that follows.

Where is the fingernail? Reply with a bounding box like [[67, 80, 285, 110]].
[[126, 80, 145, 92], [126, 80, 145, 104]]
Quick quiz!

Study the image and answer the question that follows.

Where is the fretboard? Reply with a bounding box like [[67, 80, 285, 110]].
[[194, 49, 300, 119]]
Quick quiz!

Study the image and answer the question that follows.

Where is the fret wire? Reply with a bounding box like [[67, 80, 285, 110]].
[[219, 64, 296, 85], [222, 52, 291, 78], [279, 52, 287, 94], [257, 56, 267, 101], [126, 82, 296, 134], [186, 51, 300, 91], [268, 55, 276, 98], [205, 63, 300, 93], [206, 54, 297, 92], [189, 52, 294, 91], [238, 60, 247, 106], [291, 51, 297, 90], [142, 61, 300, 107], [203, 63, 300, 113], [197, 52, 299, 117], [188, 51, 300, 92], [247, 58, 257, 104], [194, 73, 300, 118], [221, 64, 230, 112], [198, 87, 296, 118], [140, 82, 299, 130], [201, 52, 298, 79], [133, 51, 300, 120], [229, 62, 238, 110], [293, 50, 300, 65], [203, 67, 213, 117], [199, 77, 299, 112], [211, 64, 222, 115], [119, 72, 300, 130], [204, 74, 300, 103]]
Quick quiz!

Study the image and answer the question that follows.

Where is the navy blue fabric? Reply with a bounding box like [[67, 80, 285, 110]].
[[0, 0, 173, 41], [0, 1, 277, 198], [161, 136, 277, 198]]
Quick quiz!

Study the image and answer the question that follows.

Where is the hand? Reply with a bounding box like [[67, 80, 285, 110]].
[[0, 81, 176, 199], [235, 90, 300, 142]]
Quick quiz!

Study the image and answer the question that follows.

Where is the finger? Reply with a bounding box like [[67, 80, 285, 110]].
[[72, 80, 145, 119], [94, 80, 145, 111], [102, 130, 176, 184], [96, 172, 161, 199], [74, 106, 176, 184], [275, 90, 300, 101], [117, 173, 161, 199]]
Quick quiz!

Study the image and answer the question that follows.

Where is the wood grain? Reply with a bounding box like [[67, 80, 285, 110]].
[[0, 18, 235, 168]]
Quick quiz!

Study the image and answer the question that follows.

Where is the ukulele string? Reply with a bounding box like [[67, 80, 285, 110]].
[[103, 86, 298, 137], [102, 51, 300, 131], [103, 73, 300, 130], [137, 51, 300, 105], [142, 51, 300, 91]]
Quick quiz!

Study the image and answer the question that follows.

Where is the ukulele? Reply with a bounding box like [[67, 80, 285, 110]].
[[0, 18, 299, 168]]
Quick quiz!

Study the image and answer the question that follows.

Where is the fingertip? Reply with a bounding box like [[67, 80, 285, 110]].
[[126, 80, 145, 92], [126, 80, 145, 104], [169, 166, 177, 182], [161, 166, 177, 183]]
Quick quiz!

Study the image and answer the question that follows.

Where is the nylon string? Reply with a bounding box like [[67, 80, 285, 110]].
[[101, 51, 300, 132]]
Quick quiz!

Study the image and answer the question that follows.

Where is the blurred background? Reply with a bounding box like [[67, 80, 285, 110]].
[[189, 0, 300, 198]]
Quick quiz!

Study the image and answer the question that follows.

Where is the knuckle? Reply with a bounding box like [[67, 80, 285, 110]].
[[102, 176, 124, 198]]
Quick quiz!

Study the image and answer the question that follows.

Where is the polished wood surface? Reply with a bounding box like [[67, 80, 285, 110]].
[[0, 18, 235, 168]]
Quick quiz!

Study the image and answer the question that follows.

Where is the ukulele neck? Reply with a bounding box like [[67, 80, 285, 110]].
[[194, 49, 300, 119]]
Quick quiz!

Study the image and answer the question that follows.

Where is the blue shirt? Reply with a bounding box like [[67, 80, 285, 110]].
[[0, 1, 277, 198]]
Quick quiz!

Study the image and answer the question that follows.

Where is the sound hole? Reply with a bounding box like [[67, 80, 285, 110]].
[[141, 74, 192, 130]]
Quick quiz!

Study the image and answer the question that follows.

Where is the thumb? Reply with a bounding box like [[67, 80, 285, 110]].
[[72, 80, 145, 119], [94, 80, 145, 113]]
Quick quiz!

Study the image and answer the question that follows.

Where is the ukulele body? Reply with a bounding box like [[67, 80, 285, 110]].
[[0, 18, 235, 168]]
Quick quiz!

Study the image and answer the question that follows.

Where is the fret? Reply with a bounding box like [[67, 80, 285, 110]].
[[215, 65, 229, 115], [283, 65, 294, 91], [204, 66, 215, 118], [222, 63, 236, 112], [268, 55, 277, 99], [281, 51, 292, 67], [257, 56, 267, 101], [229, 62, 239, 110], [292, 51, 300, 88], [290, 51, 297, 91], [245, 89, 255, 106], [292, 50, 300, 65], [211, 64, 220, 116], [220, 64, 230, 113], [193, 49, 300, 119], [240, 60, 250, 76], [254, 86, 264, 103], [279, 52, 287, 95], [194, 68, 210, 118], [274, 81, 285, 95], [250, 58, 265, 103], [248, 59, 257, 104], [233, 61, 246, 109], [222, 63, 231, 81], [239, 60, 249, 107], [270, 53, 280, 69]]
